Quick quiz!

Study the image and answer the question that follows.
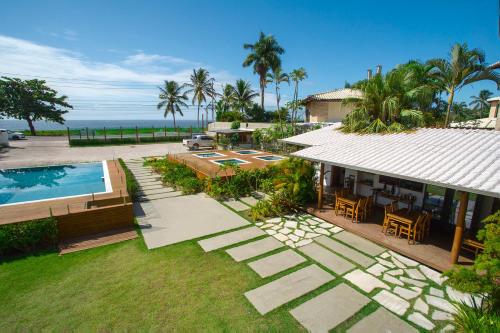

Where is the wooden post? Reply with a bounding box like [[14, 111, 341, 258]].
[[317, 163, 325, 209], [164, 126, 167, 137], [135, 126, 139, 142], [104, 127, 107, 142], [66, 127, 70, 143], [450, 191, 469, 264]]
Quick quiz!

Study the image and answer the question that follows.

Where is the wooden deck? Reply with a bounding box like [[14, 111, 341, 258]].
[[59, 226, 137, 255], [0, 160, 129, 225], [168, 150, 282, 178], [307, 204, 474, 272]]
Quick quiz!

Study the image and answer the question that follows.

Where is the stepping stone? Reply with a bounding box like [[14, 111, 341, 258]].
[[289, 234, 300, 242], [305, 232, 320, 239], [344, 269, 389, 293], [290, 283, 369, 333], [266, 217, 282, 223], [390, 256, 406, 269], [373, 290, 410, 316], [414, 297, 429, 314], [429, 287, 444, 298], [386, 268, 403, 276], [139, 184, 164, 190], [266, 229, 277, 236], [333, 231, 385, 256], [410, 286, 423, 295], [432, 310, 453, 321], [298, 243, 355, 275], [315, 236, 375, 268], [319, 222, 333, 228], [311, 217, 325, 223], [331, 226, 343, 233], [425, 295, 456, 314], [248, 249, 306, 278], [347, 307, 418, 333], [299, 225, 314, 232], [244, 265, 334, 315], [273, 233, 288, 242], [375, 258, 396, 269], [198, 227, 265, 252], [255, 222, 263, 227], [388, 251, 419, 267], [240, 196, 259, 207], [279, 227, 292, 235], [441, 324, 456, 332], [366, 263, 388, 277], [139, 191, 183, 201], [400, 276, 427, 288], [446, 286, 481, 307], [226, 237, 283, 262], [284, 220, 298, 228], [271, 225, 281, 231], [419, 265, 447, 285], [393, 286, 419, 300], [380, 252, 391, 258], [295, 239, 313, 247], [140, 187, 175, 196], [223, 199, 250, 212], [315, 227, 330, 235], [382, 274, 404, 286], [406, 268, 425, 280], [261, 224, 273, 229], [285, 240, 296, 248], [307, 219, 320, 225], [294, 229, 305, 237], [408, 312, 435, 330]]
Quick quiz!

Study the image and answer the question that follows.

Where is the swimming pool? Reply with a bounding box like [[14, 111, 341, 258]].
[[193, 152, 226, 158], [210, 158, 250, 166], [0, 161, 111, 206], [254, 155, 285, 161], [233, 150, 260, 155]]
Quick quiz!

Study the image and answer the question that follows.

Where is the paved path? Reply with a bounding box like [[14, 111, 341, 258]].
[[198, 226, 264, 252], [225, 237, 283, 262], [126, 159, 251, 249], [298, 242, 355, 275], [347, 307, 418, 333], [0, 136, 185, 168], [248, 249, 307, 278]]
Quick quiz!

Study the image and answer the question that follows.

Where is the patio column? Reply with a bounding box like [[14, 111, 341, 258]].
[[450, 191, 469, 264], [317, 162, 325, 209]]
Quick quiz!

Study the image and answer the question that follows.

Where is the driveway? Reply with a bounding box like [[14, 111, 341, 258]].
[[0, 136, 186, 168]]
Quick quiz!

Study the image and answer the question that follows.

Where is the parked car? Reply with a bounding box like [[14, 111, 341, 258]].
[[7, 130, 25, 140], [182, 135, 215, 150]]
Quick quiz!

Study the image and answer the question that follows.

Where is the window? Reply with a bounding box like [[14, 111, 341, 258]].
[[379, 175, 424, 192]]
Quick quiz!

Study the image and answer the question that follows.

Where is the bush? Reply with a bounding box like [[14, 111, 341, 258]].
[[453, 301, 500, 333], [118, 158, 139, 200], [0, 218, 58, 257], [69, 135, 183, 147], [145, 158, 203, 195], [230, 121, 240, 129]]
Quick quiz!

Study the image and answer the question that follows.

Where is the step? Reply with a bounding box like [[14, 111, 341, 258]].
[[198, 226, 265, 252], [226, 237, 283, 262], [332, 231, 385, 256], [315, 236, 375, 267], [248, 249, 307, 278], [298, 243, 355, 275]]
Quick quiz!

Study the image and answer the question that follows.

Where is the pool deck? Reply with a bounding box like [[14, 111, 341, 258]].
[[168, 150, 283, 178], [0, 160, 129, 225]]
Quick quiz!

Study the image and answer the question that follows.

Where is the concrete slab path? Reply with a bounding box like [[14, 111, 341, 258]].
[[248, 249, 307, 278], [298, 243, 355, 275], [223, 199, 251, 212], [347, 307, 418, 333], [245, 265, 334, 315], [198, 226, 264, 252], [333, 231, 385, 256], [226, 237, 283, 262], [315, 236, 375, 267], [290, 283, 370, 333]]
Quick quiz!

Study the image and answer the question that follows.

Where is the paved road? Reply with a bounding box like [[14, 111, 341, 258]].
[[0, 136, 186, 168]]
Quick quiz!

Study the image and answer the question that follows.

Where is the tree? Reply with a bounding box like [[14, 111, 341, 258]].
[[243, 32, 285, 110], [157, 80, 189, 129], [231, 79, 258, 116], [220, 83, 234, 110], [186, 68, 212, 128], [266, 67, 289, 130], [0, 77, 72, 135], [290, 68, 308, 125], [469, 89, 493, 118], [427, 43, 500, 127]]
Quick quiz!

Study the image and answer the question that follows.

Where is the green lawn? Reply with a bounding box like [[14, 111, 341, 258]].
[[0, 234, 304, 332], [21, 127, 204, 137]]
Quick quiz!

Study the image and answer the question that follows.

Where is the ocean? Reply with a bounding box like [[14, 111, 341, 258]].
[[0, 119, 201, 130]]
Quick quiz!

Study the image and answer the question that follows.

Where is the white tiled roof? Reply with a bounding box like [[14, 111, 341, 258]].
[[487, 96, 500, 102], [306, 88, 363, 101], [285, 126, 500, 197]]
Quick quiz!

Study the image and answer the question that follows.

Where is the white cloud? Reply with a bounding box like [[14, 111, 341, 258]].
[[0, 35, 236, 120]]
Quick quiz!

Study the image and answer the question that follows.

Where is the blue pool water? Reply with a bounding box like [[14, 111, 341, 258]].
[[257, 155, 284, 161], [212, 158, 247, 166], [234, 150, 259, 155], [0, 162, 108, 205], [194, 152, 224, 158]]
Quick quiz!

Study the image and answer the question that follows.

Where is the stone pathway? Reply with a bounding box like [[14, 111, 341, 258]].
[[198, 226, 265, 252], [315, 235, 375, 267], [225, 236, 283, 262], [290, 283, 370, 333], [223, 199, 251, 212], [347, 307, 418, 333], [298, 242, 355, 275], [248, 249, 307, 278], [244, 264, 334, 315], [332, 231, 385, 256]]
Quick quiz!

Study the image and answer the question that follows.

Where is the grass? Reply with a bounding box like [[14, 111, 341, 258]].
[[69, 136, 183, 147], [0, 236, 304, 332], [22, 127, 204, 137]]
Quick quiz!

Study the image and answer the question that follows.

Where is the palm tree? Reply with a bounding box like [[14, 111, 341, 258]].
[[469, 89, 493, 111], [231, 79, 258, 115], [220, 83, 234, 109], [157, 81, 189, 129], [243, 32, 285, 110], [427, 43, 500, 127], [290, 68, 308, 124], [186, 68, 212, 128], [266, 67, 289, 129], [208, 79, 218, 123]]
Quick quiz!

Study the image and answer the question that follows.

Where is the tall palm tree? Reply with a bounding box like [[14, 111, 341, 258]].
[[243, 32, 285, 110], [231, 79, 258, 115], [469, 89, 493, 111], [186, 68, 212, 128], [290, 67, 308, 124], [266, 67, 289, 129], [157, 81, 189, 129], [208, 79, 218, 123], [220, 83, 234, 110], [427, 43, 500, 127]]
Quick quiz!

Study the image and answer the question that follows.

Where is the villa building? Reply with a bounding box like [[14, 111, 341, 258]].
[[450, 96, 500, 130], [304, 88, 363, 123], [282, 125, 500, 271]]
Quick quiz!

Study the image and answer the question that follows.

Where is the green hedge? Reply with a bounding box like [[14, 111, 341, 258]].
[[69, 136, 183, 147], [118, 158, 139, 200], [0, 218, 58, 256]]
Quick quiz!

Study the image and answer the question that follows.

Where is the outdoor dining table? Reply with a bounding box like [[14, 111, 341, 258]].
[[386, 208, 420, 229], [335, 194, 360, 215]]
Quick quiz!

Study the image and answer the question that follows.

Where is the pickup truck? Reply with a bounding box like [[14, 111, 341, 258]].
[[183, 135, 216, 150]]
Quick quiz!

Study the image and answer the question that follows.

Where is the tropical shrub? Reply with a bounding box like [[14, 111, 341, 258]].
[[230, 120, 240, 129], [119, 158, 139, 200], [0, 218, 58, 257], [453, 300, 500, 333], [145, 158, 203, 195]]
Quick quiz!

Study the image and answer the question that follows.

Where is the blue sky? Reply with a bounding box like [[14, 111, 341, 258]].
[[0, 0, 499, 120]]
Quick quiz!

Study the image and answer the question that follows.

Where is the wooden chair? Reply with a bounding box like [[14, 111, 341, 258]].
[[346, 198, 365, 223], [382, 204, 395, 233], [366, 195, 374, 216], [360, 197, 370, 222], [462, 239, 485, 256], [335, 193, 346, 216], [422, 211, 432, 240], [398, 214, 425, 244]]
